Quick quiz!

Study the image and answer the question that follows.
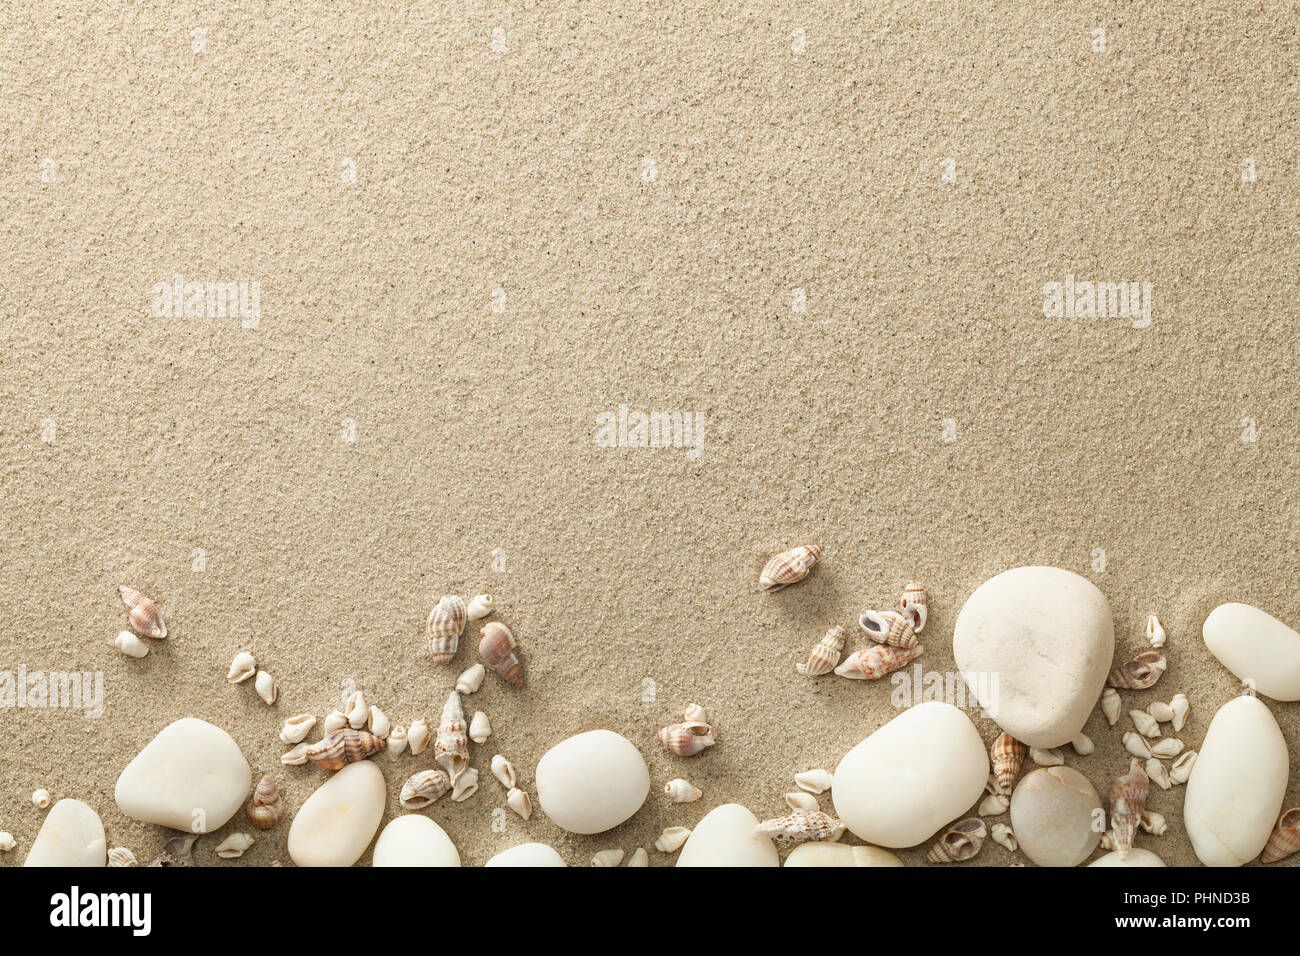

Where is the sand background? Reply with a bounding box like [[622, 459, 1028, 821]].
[[0, 1, 1297, 866]]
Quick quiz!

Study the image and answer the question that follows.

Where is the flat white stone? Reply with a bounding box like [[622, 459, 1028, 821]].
[[372, 814, 460, 866], [784, 843, 903, 867], [288, 761, 386, 867], [1009, 766, 1103, 867], [535, 730, 649, 834], [115, 717, 252, 832], [484, 842, 566, 867], [1203, 603, 1300, 700], [23, 799, 106, 867], [1089, 848, 1165, 867], [676, 804, 779, 867], [831, 701, 988, 848], [954, 566, 1114, 748], [1184, 695, 1288, 866]]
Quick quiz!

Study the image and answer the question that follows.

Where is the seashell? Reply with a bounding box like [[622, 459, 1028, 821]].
[[657, 721, 716, 757], [759, 544, 822, 591], [427, 594, 468, 664], [654, 826, 691, 853], [491, 755, 516, 789], [796, 625, 845, 676], [469, 710, 491, 744], [991, 733, 1028, 794], [400, 769, 451, 809], [1140, 810, 1167, 835], [627, 847, 648, 867], [408, 718, 430, 755], [31, 788, 50, 809], [455, 663, 486, 695], [278, 714, 316, 745], [785, 791, 819, 811], [1261, 808, 1300, 863], [1151, 737, 1184, 759], [387, 725, 408, 758], [833, 642, 923, 680], [665, 778, 702, 803], [926, 817, 986, 863], [1145, 614, 1166, 649], [1100, 686, 1121, 725], [1130, 710, 1160, 738], [1123, 732, 1153, 759], [1145, 757, 1172, 790], [858, 609, 918, 649], [322, 709, 347, 734], [1170, 693, 1189, 732], [254, 670, 277, 704], [1108, 651, 1168, 690], [451, 767, 480, 802], [1098, 831, 1115, 851], [214, 832, 255, 859], [114, 631, 149, 658], [0, 832, 15, 852], [1071, 732, 1094, 756], [1029, 747, 1063, 767], [246, 775, 282, 829], [367, 706, 391, 740], [345, 690, 367, 729], [755, 809, 845, 844], [979, 793, 1010, 816], [466, 593, 494, 621], [899, 580, 928, 632], [592, 849, 624, 867], [151, 834, 197, 867], [682, 702, 708, 723], [479, 621, 523, 687], [280, 742, 310, 765], [434, 691, 470, 782], [1108, 758, 1149, 859], [303, 728, 385, 770], [1148, 701, 1175, 723], [1169, 750, 1196, 784], [108, 846, 137, 867], [119, 585, 166, 638], [506, 787, 532, 819], [227, 652, 256, 683], [990, 822, 1017, 852], [794, 769, 834, 794]]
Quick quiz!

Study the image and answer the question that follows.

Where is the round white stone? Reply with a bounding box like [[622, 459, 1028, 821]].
[[23, 799, 105, 867], [1089, 848, 1166, 867], [535, 729, 649, 834], [953, 566, 1114, 748], [372, 814, 460, 867], [784, 843, 903, 867], [484, 842, 566, 867], [114, 717, 252, 832], [675, 804, 779, 867], [1203, 603, 1300, 701], [288, 761, 386, 867], [1184, 695, 1288, 866], [1009, 766, 1103, 867], [831, 701, 988, 848]]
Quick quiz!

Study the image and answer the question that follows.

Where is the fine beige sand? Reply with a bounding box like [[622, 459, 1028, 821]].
[[1, 1, 1297, 867]]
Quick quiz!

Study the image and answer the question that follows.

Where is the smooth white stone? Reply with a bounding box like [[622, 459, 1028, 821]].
[[535, 730, 649, 834], [675, 804, 779, 867], [115, 717, 251, 832], [954, 566, 1114, 748], [1009, 766, 1103, 867], [484, 842, 566, 867], [831, 701, 988, 848], [1089, 848, 1166, 867], [1203, 603, 1300, 700], [372, 814, 460, 867], [288, 761, 386, 867], [1184, 695, 1288, 866], [784, 843, 903, 867], [23, 799, 106, 867]]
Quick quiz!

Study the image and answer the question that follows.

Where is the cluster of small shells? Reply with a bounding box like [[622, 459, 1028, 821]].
[[657, 702, 717, 757], [227, 650, 276, 705], [112, 585, 168, 658]]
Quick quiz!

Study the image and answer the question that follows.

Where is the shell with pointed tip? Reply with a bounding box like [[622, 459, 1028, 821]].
[[303, 728, 385, 770], [1108, 651, 1168, 690], [451, 767, 479, 802], [1151, 737, 1184, 759], [1101, 687, 1121, 725], [215, 832, 255, 858], [1169, 750, 1196, 784], [1130, 710, 1160, 737], [627, 847, 648, 867], [657, 721, 716, 756], [859, 609, 918, 648], [479, 622, 523, 687], [794, 769, 833, 794], [654, 827, 691, 853], [387, 725, 408, 758], [1108, 759, 1149, 859], [400, 769, 451, 809], [926, 818, 986, 862], [1170, 693, 1189, 732], [227, 652, 256, 683], [592, 848, 624, 867], [797, 625, 845, 677], [990, 822, 1017, 852], [1261, 808, 1300, 863], [280, 743, 310, 765], [247, 775, 282, 829], [322, 710, 347, 734], [991, 733, 1028, 794], [1148, 701, 1174, 723], [785, 791, 819, 811], [114, 631, 149, 658], [755, 809, 845, 844], [664, 778, 702, 803], [469, 710, 491, 744], [344, 691, 367, 729], [434, 691, 469, 782], [367, 705, 391, 740], [491, 755, 516, 789], [1145, 614, 1166, 648], [408, 718, 430, 755], [1140, 810, 1167, 835], [254, 671, 277, 704], [833, 643, 923, 680], [759, 545, 822, 591], [1145, 758, 1172, 790], [506, 788, 532, 819], [1071, 732, 1094, 756], [456, 663, 486, 695], [1123, 732, 1153, 759], [466, 594, 494, 621], [682, 703, 708, 723], [427, 595, 467, 664], [979, 793, 1010, 816], [279, 714, 316, 745], [119, 585, 166, 638], [899, 581, 928, 632]]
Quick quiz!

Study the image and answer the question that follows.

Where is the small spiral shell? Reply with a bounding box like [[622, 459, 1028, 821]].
[[434, 691, 469, 783], [1107, 651, 1167, 690], [858, 609, 918, 649], [246, 774, 282, 830], [759, 545, 822, 591], [303, 728, 385, 770], [833, 643, 923, 680], [400, 769, 452, 809], [899, 581, 928, 632], [118, 585, 166, 638], [1108, 758, 1149, 860], [755, 810, 845, 844], [990, 733, 1027, 795], [657, 721, 716, 756], [796, 625, 845, 677], [926, 818, 986, 863], [1261, 808, 1300, 864], [479, 621, 523, 687], [427, 595, 467, 664]]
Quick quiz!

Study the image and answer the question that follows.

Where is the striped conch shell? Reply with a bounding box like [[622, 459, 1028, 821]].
[[754, 809, 845, 844], [434, 691, 469, 783], [1108, 758, 1149, 860], [400, 768, 451, 809], [833, 643, 923, 680], [303, 728, 385, 770], [1107, 651, 1167, 690], [899, 580, 928, 632], [990, 732, 1027, 795], [118, 585, 166, 638], [246, 775, 282, 830], [657, 721, 716, 756], [858, 609, 918, 649], [926, 818, 986, 863], [427, 595, 467, 664], [1261, 808, 1300, 864], [797, 625, 845, 677], [759, 545, 822, 591], [479, 621, 523, 687]]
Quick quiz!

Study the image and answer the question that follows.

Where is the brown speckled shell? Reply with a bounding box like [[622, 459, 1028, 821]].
[[759, 545, 822, 591], [1107, 651, 1167, 689], [246, 774, 282, 829], [1262, 808, 1300, 863], [755, 809, 845, 844], [479, 621, 523, 687], [400, 769, 452, 809], [119, 585, 166, 638], [304, 728, 385, 770], [834, 643, 923, 680], [926, 818, 986, 863], [657, 721, 716, 756], [796, 625, 845, 677], [427, 595, 467, 664], [1108, 758, 1150, 859], [859, 609, 918, 649], [990, 733, 1028, 794]]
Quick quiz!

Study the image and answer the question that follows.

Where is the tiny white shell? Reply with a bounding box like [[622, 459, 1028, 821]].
[[627, 847, 649, 867], [490, 755, 516, 789], [1123, 732, 1153, 759], [654, 826, 691, 853], [1030, 747, 1063, 767], [592, 848, 624, 867], [0, 833, 16, 852], [322, 710, 348, 735], [990, 822, 1017, 852], [387, 725, 408, 758], [1140, 810, 1168, 835], [114, 631, 149, 658], [345, 690, 367, 729], [1169, 750, 1196, 784], [466, 594, 494, 621], [456, 663, 486, 694], [1151, 737, 1185, 759], [1170, 693, 1189, 732], [664, 778, 702, 803], [254, 670, 277, 705], [785, 791, 819, 811], [979, 793, 1010, 816], [214, 833, 255, 859], [280, 742, 310, 765], [227, 651, 256, 683], [1101, 686, 1121, 725], [683, 702, 708, 723], [506, 787, 532, 819], [32, 788, 51, 809], [367, 705, 391, 740], [1145, 757, 1172, 790], [1148, 701, 1175, 723], [469, 711, 491, 744], [1099, 831, 1115, 851], [278, 714, 317, 745], [107, 846, 137, 867], [795, 769, 833, 794], [451, 767, 479, 802], [408, 718, 431, 755], [1145, 614, 1166, 649], [1070, 732, 1094, 756], [1130, 710, 1161, 738]]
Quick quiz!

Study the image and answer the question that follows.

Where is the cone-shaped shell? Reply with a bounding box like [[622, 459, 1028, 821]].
[[858, 609, 918, 649], [759, 545, 822, 591], [657, 721, 716, 757], [754, 809, 845, 844], [434, 691, 469, 783], [899, 581, 928, 632], [991, 733, 1028, 795], [926, 818, 986, 862], [427, 595, 467, 664], [246, 775, 282, 829], [833, 643, 923, 680], [796, 626, 845, 677], [303, 729, 385, 771], [400, 769, 452, 809], [119, 585, 166, 638], [1109, 758, 1150, 859], [1261, 808, 1300, 864], [479, 621, 523, 687], [1107, 651, 1167, 690]]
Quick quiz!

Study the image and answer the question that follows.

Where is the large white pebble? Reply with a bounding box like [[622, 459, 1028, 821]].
[[953, 566, 1114, 748], [535, 730, 649, 834], [831, 701, 988, 848], [1009, 766, 1103, 867], [372, 814, 460, 867], [1089, 848, 1166, 867], [288, 761, 386, 867], [784, 843, 903, 867], [484, 842, 566, 867], [1184, 695, 1288, 866], [115, 718, 252, 832], [1203, 603, 1300, 700], [23, 799, 106, 867], [676, 804, 779, 867]]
